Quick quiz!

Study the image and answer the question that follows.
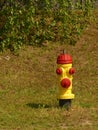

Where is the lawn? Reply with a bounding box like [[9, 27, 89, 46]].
[[0, 11, 98, 130]]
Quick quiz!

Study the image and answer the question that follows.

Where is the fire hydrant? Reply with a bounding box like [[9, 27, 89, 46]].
[[56, 50, 75, 109]]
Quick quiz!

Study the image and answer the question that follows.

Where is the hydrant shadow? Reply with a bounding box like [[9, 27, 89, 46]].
[[26, 103, 50, 109]]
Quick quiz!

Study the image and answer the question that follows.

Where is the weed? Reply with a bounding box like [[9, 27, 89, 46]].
[[0, 0, 95, 51]]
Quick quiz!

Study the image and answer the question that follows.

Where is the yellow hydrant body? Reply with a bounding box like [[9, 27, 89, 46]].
[[56, 51, 75, 108]]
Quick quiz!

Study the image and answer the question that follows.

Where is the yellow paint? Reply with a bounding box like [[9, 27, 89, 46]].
[[57, 64, 75, 99]]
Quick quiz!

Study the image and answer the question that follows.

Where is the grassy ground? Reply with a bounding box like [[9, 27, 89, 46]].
[[0, 11, 98, 130]]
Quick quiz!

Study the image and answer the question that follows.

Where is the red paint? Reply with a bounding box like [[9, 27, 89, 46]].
[[61, 78, 71, 88], [69, 68, 75, 74], [56, 68, 62, 75], [57, 54, 72, 64]]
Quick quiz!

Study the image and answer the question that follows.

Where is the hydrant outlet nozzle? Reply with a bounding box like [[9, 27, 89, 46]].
[[56, 68, 62, 75], [61, 78, 71, 88], [69, 68, 75, 74]]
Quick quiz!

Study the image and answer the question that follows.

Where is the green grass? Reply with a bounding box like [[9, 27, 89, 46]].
[[0, 12, 98, 130]]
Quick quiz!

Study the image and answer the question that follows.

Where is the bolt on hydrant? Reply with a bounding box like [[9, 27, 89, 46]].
[[56, 50, 75, 110]]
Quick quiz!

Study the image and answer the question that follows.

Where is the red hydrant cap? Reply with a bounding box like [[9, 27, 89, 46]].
[[56, 68, 62, 75], [69, 68, 75, 74], [57, 54, 72, 64], [61, 78, 71, 88]]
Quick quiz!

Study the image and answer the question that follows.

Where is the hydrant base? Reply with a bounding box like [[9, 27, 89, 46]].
[[58, 94, 75, 99], [59, 99, 72, 110]]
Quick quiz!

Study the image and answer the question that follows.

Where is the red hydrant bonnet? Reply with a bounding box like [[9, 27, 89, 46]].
[[57, 54, 72, 64]]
